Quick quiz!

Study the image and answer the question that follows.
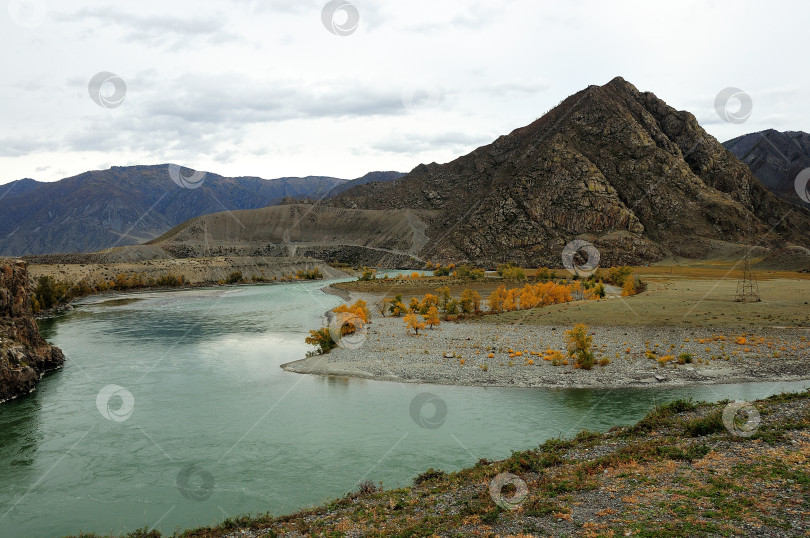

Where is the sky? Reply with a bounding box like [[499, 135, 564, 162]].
[[1, 0, 808, 184]]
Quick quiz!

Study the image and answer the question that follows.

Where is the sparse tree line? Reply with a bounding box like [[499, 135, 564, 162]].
[[224, 267, 323, 285], [355, 262, 644, 298], [305, 263, 644, 356], [30, 266, 325, 313], [30, 273, 188, 313]]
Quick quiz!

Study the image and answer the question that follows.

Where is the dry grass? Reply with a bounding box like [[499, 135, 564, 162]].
[[487, 275, 810, 328]]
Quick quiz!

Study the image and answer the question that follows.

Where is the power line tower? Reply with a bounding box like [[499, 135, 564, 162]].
[[203, 220, 211, 258], [735, 254, 760, 302], [735, 176, 761, 302]]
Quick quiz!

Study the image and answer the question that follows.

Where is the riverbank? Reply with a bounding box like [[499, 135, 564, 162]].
[[27, 255, 350, 288], [86, 389, 810, 536], [284, 315, 810, 389], [282, 276, 810, 389], [25, 256, 353, 317]]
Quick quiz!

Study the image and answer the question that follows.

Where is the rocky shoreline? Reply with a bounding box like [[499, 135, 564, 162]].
[[282, 287, 810, 390], [0, 259, 65, 403]]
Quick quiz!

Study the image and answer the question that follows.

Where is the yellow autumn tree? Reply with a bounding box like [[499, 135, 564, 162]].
[[425, 305, 441, 329], [487, 285, 508, 313], [419, 293, 440, 314], [404, 310, 426, 335], [436, 286, 452, 312], [622, 276, 637, 296], [565, 323, 595, 370], [333, 299, 369, 323], [459, 288, 481, 313], [503, 289, 519, 311]]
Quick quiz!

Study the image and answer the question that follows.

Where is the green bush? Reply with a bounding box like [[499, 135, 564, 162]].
[[33, 275, 57, 309], [455, 264, 485, 280], [432, 264, 453, 276], [413, 468, 446, 485], [297, 267, 323, 280], [497, 263, 526, 281], [305, 327, 336, 354], [358, 268, 376, 281], [683, 410, 726, 437], [607, 266, 634, 286]]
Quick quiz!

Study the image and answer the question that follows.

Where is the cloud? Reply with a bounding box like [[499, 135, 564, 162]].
[[134, 73, 409, 125], [2, 0, 809, 184], [396, 1, 505, 34], [54, 6, 240, 48], [372, 131, 493, 154], [0, 137, 60, 158], [478, 80, 551, 97], [228, 0, 322, 16]]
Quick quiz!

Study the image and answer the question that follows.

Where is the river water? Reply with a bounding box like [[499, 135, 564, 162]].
[[1, 278, 807, 537]]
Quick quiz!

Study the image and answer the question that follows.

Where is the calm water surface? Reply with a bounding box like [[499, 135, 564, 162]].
[[1, 278, 807, 537]]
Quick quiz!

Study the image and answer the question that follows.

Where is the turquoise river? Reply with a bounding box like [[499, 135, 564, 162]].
[[1, 277, 808, 537]]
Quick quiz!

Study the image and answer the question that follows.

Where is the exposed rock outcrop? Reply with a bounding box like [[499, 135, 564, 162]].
[[0, 259, 65, 403]]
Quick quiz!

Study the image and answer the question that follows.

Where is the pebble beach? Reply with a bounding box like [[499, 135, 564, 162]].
[[282, 289, 810, 389]]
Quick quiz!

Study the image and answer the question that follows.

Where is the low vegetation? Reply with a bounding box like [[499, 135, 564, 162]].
[[565, 323, 595, 370], [305, 300, 370, 354], [304, 327, 335, 355], [30, 265, 324, 313], [30, 273, 188, 312]]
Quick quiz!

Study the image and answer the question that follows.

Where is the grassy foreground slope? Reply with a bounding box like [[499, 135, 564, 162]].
[[79, 390, 810, 537]]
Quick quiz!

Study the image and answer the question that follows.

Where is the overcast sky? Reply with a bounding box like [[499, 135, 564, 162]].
[[1, 0, 808, 184]]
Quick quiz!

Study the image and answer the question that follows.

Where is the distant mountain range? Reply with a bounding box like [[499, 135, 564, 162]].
[[723, 129, 810, 209], [0, 166, 402, 256], [134, 77, 810, 269]]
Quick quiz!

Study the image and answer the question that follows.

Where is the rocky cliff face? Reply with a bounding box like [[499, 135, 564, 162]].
[[0, 259, 65, 403], [334, 77, 810, 266]]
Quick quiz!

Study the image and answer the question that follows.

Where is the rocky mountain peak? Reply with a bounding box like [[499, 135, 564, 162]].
[[333, 77, 810, 266]]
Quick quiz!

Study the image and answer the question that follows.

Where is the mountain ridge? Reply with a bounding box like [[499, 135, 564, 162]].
[[330, 76, 810, 266], [723, 129, 810, 209], [0, 165, 402, 256]]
